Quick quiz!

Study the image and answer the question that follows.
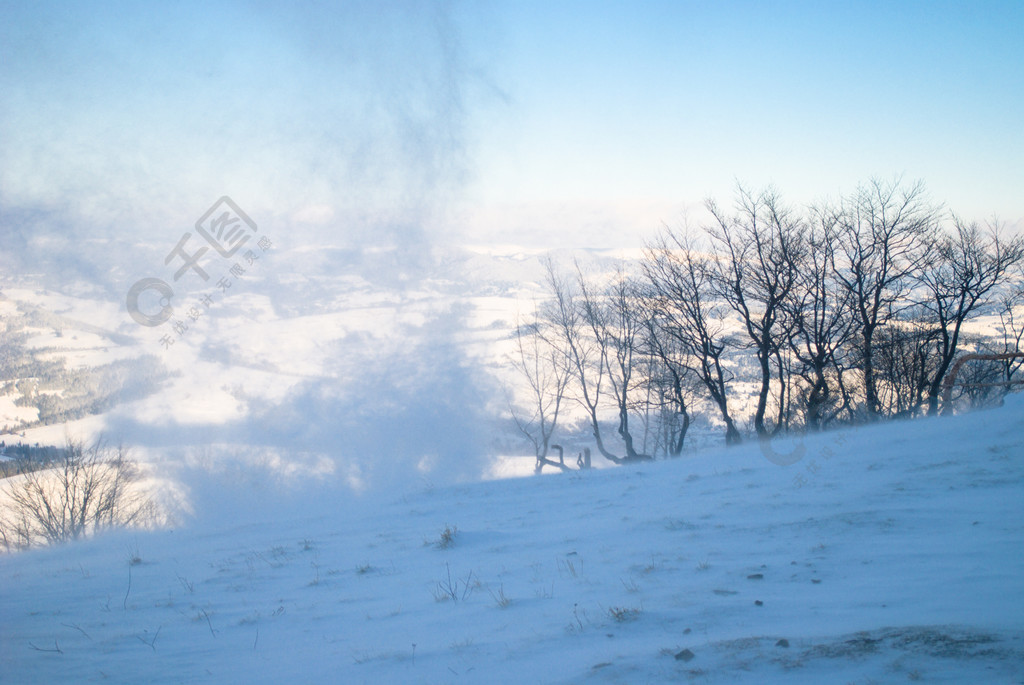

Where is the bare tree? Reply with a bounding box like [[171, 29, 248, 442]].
[[0, 437, 154, 550], [541, 259, 619, 464], [705, 186, 806, 438], [831, 177, 941, 418], [507, 307, 573, 473], [917, 219, 1024, 415], [643, 232, 742, 444], [873, 317, 939, 417], [638, 296, 694, 457], [577, 267, 651, 463], [784, 205, 857, 429], [950, 341, 1017, 410], [994, 272, 1024, 384]]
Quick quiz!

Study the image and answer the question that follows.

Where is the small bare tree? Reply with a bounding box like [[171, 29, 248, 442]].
[[643, 231, 742, 444], [873, 317, 940, 417], [784, 205, 857, 429], [638, 294, 694, 457], [577, 267, 652, 463], [916, 219, 1024, 415], [0, 437, 153, 550], [994, 272, 1024, 383], [705, 186, 806, 438], [831, 177, 941, 418], [541, 258, 614, 463], [507, 307, 573, 474]]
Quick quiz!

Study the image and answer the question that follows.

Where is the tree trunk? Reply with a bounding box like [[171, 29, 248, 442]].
[[862, 324, 880, 418], [753, 348, 771, 437], [806, 364, 829, 431]]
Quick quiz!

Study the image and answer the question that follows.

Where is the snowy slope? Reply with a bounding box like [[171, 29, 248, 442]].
[[2, 397, 1023, 683]]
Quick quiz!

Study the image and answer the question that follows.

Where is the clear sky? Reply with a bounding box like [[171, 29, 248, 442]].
[[2, 1, 1022, 254], [468, 0, 1024, 245]]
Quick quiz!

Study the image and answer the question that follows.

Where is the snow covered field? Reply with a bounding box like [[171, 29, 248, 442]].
[[2, 395, 1023, 683]]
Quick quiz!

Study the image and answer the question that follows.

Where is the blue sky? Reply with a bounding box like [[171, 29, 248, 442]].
[[469, 0, 1024, 244], [1, 1, 1022, 253]]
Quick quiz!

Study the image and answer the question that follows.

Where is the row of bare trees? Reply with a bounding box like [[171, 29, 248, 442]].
[[509, 179, 1024, 472], [0, 437, 155, 551]]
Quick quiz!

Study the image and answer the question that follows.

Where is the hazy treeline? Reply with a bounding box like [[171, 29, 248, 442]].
[[0, 308, 166, 432], [511, 179, 1024, 471], [0, 442, 68, 479], [10, 356, 165, 428]]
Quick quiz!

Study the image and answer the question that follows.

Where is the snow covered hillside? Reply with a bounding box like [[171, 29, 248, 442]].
[[2, 396, 1023, 683]]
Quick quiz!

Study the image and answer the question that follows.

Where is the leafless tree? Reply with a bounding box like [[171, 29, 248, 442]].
[[952, 341, 1015, 409], [705, 186, 806, 438], [643, 232, 742, 444], [638, 297, 694, 457], [994, 271, 1024, 384], [577, 267, 651, 463], [507, 307, 573, 473], [0, 437, 154, 550], [783, 205, 857, 429], [831, 177, 941, 418], [873, 317, 939, 417], [916, 219, 1024, 415], [541, 259, 619, 464]]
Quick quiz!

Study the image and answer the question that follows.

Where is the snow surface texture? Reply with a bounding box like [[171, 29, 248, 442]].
[[2, 399, 1023, 684]]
